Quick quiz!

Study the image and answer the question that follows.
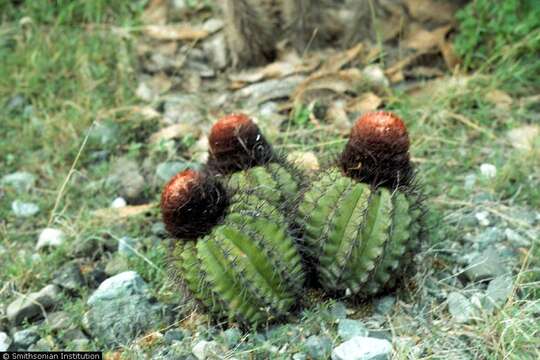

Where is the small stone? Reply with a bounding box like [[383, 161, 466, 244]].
[[117, 236, 139, 257], [111, 197, 127, 208], [338, 319, 369, 341], [464, 174, 476, 190], [486, 275, 513, 308], [87, 271, 149, 304], [465, 247, 508, 282], [1, 171, 36, 192], [374, 296, 395, 316], [164, 329, 185, 343], [45, 311, 72, 332], [192, 340, 221, 360], [11, 200, 39, 217], [36, 228, 66, 250], [151, 222, 167, 237], [110, 158, 146, 203], [474, 227, 505, 247], [0, 331, 12, 351], [85, 271, 167, 347], [504, 228, 530, 247], [332, 336, 392, 360], [479, 163, 497, 179], [156, 161, 190, 182], [474, 211, 490, 227], [70, 338, 90, 351], [362, 65, 390, 88], [63, 329, 88, 343], [7, 284, 60, 324], [506, 125, 539, 151], [305, 335, 333, 360], [235, 76, 305, 107], [162, 94, 206, 125], [28, 337, 52, 352], [329, 302, 348, 320], [12, 328, 40, 350], [52, 262, 85, 291], [447, 292, 473, 323], [88, 122, 118, 148], [202, 18, 224, 33], [136, 81, 157, 102], [6, 94, 27, 112], [203, 33, 228, 70], [104, 254, 130, 276], [293, 354, 308, 360], [222, 327, 242, 348]]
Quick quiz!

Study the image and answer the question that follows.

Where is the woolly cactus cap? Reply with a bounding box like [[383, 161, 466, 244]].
[[161, 169, 228, 240], [340, 111, 412, 188], [208, 113, 273, 174]]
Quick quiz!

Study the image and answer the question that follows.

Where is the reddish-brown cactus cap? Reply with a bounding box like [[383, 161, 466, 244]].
[[207, 113, 273, 174], [161, 169, 228, 240], [340, 111, 412, 188]]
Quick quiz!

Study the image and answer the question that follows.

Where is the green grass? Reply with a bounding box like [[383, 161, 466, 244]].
[[1, 1, 539, 358]]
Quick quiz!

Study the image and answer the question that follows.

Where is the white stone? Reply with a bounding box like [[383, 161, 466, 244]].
[[192, 340, 221, 360], [36, 228, 66, 250], [87, 271, 147, 305], [111, 197, 127, 208], [11, 200, 39, 217], [1, 171, 36, 192], [362, 65, 390, 88], [332, 336, 392, 360], [475, 211, 490, 227], [0, 331, 12, 351], [447, 292, 474, 323], [479, 163, 497, 178]]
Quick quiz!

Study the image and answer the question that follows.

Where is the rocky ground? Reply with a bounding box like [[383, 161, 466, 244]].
[[1, 1, 539, 359]]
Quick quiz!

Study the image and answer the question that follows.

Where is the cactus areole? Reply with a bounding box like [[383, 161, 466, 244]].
[[208, 113, 273, 174], [340, 111, 412, 188]]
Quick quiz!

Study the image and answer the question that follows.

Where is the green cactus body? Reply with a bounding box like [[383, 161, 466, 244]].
[[173, 195, 304, 326], [298, 168, 420, 296], [227, 163, 299, 209]]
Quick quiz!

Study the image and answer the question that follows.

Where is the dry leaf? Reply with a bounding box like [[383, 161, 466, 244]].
[[439, 40, 461, 70], [141, 0, 168, 25], [406, 66, 445, 78], [230, 53, 319, 84], [326, 101, 351, 133], [405, 0, 459, 23], [94, 204, 155, 220], [293, 68, 363, 104], [287, 151, 320, 172], [131, 106, 162, 120], [486, 90, 513, 110], [319, 43, 364, 73], [144, 25, 208, 41], [149, 123, 201, 144], [403, 24, 451, 51], [347, 92, 383, 113], [385, 50, 435, 82]]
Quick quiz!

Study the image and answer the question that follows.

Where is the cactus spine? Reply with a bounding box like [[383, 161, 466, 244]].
[[298, 111, 424, 296], [173, 195, 304, 326]]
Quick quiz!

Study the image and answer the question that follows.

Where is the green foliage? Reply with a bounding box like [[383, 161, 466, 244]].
[[298, 169, 422, 296], [454, 0, 540, 89], [172, 195, 305, 326], [0, 0, 146, 25]]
